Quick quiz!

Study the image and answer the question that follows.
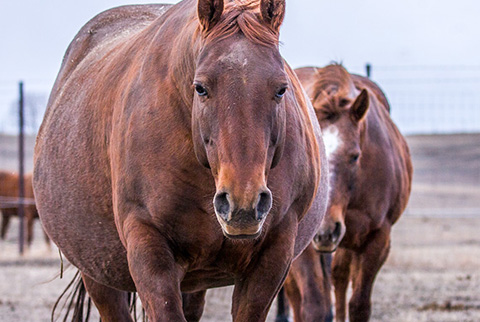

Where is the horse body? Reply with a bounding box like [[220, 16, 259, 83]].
[[34, 1, 327, 320], [292, 65, 412, 322]]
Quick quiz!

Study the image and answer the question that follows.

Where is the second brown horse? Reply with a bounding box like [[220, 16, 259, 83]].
[[283, 64, 412, 322], [0, 170, 48, 246]]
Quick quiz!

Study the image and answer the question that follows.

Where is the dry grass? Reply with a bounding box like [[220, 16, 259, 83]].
[[1, 133, 479, 321]]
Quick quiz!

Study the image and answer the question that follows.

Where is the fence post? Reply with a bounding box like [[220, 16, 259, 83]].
[[366, 63, 372, 78], [18, 81, 25, 255]]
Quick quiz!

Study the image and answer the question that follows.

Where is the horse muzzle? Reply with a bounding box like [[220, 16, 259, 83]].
[[312, 221, 345, 252], [213, 189, 272, 239]]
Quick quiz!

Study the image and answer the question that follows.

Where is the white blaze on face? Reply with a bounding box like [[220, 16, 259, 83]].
[[322, 125, 343, 159], [322, 125, 343, 198]]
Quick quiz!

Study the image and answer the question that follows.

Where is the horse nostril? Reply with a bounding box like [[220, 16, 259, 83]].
[[256, 191, 272, 220], [332, 222, 342, 241], [214, 192, 230, 218]]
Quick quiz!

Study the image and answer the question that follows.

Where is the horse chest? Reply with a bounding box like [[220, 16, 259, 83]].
[[179, 240, 261, 292]]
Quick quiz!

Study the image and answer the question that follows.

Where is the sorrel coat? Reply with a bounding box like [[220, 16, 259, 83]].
[[292, 65, 412, 322], [33, 1, 327, 321], [0, 171, 46, 245]]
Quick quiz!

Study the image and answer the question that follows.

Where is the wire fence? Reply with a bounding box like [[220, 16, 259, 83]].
[[370, 65, 480, 134], [1, 65, 480, 135], [0, 79, 49, 135], [0, 66, 479, 219]]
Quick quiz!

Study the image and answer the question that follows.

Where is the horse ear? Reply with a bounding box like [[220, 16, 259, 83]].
[[351, 89, 369, 122], [260, 0, 286, 32], [197, 0, 224, 32]]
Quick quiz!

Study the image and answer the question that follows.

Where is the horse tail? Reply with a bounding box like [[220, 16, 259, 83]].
[[51, 270, 92, 322], [51, 270, 145, 321], [128, 292, 147, 321], [320, 253, 334, 322]]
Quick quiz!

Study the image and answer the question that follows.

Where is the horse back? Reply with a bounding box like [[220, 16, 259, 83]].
[[34, 5, 173, 290], [49, 4, 172, 102], [351, 74, 391, 113]]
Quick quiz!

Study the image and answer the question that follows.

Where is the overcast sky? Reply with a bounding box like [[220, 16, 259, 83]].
[[1, 0, 478, 82], [0, 0, 479, 133]]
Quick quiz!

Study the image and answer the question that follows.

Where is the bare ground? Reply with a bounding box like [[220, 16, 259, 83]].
[[0, 133, 479, 321]]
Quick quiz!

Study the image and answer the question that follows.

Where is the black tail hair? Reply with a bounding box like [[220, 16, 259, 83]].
[[51, 270, 145, 321], [51, 270, 92, 322]]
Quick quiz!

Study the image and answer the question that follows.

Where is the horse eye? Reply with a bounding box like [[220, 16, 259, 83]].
[[195, 84, 208, 97], [275, 87, 287, 99], [350, 153, 360, 163]]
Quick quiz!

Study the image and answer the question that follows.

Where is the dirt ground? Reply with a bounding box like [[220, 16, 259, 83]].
[[1, 133, 479, 321]]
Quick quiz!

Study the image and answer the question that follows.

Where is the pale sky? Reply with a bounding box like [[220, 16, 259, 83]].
[[1, 0, 478, 82], [0, 0, 479, 133]]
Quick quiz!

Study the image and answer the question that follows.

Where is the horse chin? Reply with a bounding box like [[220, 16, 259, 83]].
[[312, 242, 339, 253], [223, 230, 262, 240], [216, 215, 263, 240]]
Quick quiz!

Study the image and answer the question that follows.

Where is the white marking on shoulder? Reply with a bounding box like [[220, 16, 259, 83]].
[[322, 125, 342, 158]]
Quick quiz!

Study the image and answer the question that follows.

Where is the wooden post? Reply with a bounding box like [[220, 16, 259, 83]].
[[18, 81, 25, 255]]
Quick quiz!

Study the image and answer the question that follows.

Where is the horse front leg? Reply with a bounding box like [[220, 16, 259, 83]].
[[123, 218, 187, 322], [0, 210, 12, 240], [275, 287, 291, 322], [26, 207, 35, 246], [284, 244, 331, 322], [331, 247, 353, 322], [231, 229, 296, 322], [182, 290, 207, 322], [348, 227, 391, 322]]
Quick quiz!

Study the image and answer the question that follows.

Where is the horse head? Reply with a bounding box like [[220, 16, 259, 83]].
[[309, 65, 370, 252], [192, 0, 288, 239]]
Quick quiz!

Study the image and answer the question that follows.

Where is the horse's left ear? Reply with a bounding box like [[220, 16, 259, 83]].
[[351, 89, 369, 122], [198, 0, 224, 32], [260, 0, 286, 32]]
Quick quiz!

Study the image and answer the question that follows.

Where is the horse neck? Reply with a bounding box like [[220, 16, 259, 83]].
[[141, 1, 200, 112], [285, 65, 322, 194]]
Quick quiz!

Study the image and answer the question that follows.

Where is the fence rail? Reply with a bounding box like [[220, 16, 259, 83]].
[[0, 196, 36, 207]]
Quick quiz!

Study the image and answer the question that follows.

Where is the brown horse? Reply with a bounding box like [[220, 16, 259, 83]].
[[34, 0, 328, 321], [0, 170, 47, 246], [289, 64, 413, 322]]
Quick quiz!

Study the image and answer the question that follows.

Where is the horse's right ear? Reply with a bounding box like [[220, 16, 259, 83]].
[[198, 0, 224, 32], [260, 0, 286, 32], [351, 89, 369, 122]]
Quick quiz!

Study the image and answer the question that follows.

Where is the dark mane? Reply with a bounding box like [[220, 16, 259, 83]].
[[312, 64, 356, 115], [200, 1, 279, 47]]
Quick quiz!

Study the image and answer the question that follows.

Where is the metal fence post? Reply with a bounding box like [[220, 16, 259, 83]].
[[18, 81, 25, 255], [366, 63, 372, 78]]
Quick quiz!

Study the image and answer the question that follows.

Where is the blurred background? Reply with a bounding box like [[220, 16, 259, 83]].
[[0, 1, 479, 321], [1, 0, 479, 135]]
